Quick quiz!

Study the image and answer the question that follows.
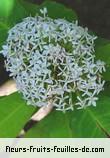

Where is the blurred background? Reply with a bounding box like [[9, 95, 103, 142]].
[[0, 0, 110, 85]]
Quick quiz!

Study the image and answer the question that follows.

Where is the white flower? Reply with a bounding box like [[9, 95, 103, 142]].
[[0, 8, 105, 111], [86, 92, 98, 107], [96, 60, 106, 73], [1, 45, 9, 57], [40, 7, 47, 17], [75, 96, 87, 109]]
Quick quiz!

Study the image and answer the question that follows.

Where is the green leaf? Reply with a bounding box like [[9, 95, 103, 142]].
[[18, 0, 39, 16], [40, 1, 78, 21], [95, 43, 110, 65], [0, 0, 14, 18], [0, 21, 9, 49], [7, 0, 31, 26], [8, 0, 77, 26], [95, 38, 110, 80], [0, 92, 36, 137], [102, 81, 110, 97], [95, 37, 110, 46], [25, 94, 110, 138]]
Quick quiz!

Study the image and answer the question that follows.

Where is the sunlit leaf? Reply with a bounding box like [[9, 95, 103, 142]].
[[0, 92, 36, 137], [0, 0, 14, 18]]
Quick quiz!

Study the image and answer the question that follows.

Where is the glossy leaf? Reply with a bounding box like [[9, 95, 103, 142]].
[[0, 92, 36, 137], [25, 94, 110, 138], [0, 0, 14, 18], [7, 0, 33, 26]]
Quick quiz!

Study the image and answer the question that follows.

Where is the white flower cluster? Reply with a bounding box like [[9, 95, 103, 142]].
[[0, 8, 106, 111]]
